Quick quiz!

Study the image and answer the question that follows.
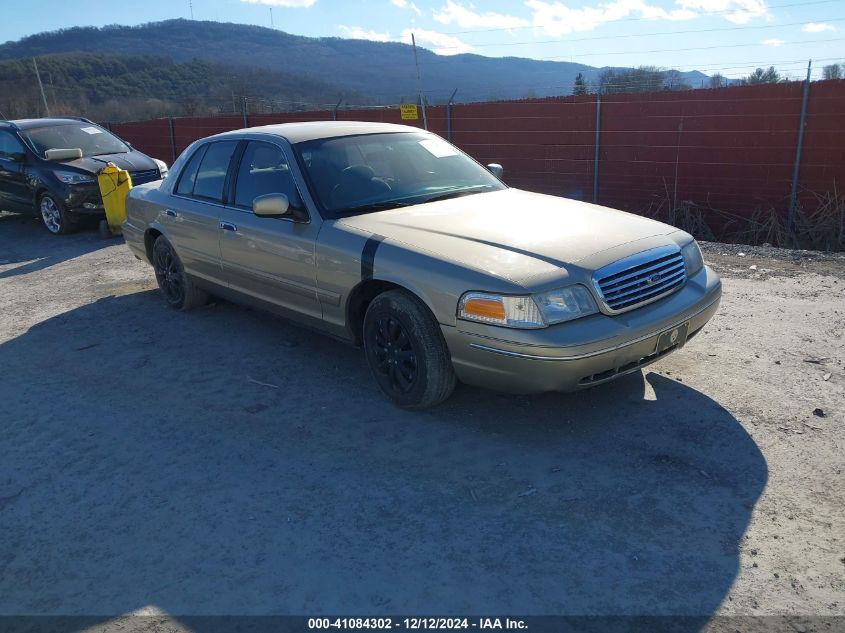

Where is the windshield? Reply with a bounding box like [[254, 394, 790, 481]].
[[21, 123, 129, 159], [294, 132, 506, 215]]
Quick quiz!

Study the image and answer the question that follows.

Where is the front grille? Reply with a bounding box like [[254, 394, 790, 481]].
[[593, 246, 687, 314], [129, 169, 160, 185]]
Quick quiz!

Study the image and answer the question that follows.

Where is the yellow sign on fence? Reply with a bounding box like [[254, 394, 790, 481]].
[[400, 104, 419, 120]]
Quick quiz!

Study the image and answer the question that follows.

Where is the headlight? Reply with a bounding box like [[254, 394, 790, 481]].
[[153, 158, 169, 178], [681, 240, 703, 276], [458, 292, 545, 328], [458, 285, 598, 329], [54, 170, 94, 185], [533, 285, 599, 325]]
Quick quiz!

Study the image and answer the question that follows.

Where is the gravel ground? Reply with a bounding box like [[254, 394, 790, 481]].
[[0, 212, 843, 629]]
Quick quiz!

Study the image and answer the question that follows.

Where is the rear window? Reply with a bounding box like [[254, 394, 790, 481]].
[[20, 123, 129, 158], [175, 146, 207, 197], [175, 141, 238, 203], [193, 141, 238, 202]]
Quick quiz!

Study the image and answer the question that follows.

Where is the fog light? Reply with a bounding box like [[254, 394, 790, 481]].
[[82, 202, 103, 209]]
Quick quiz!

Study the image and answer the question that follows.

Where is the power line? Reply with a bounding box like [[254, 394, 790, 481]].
[[435, 0, 844, 36], [432, 16, 845, 51]]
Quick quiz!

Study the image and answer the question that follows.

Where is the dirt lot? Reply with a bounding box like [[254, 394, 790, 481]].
[[1, 211, 843, 627]]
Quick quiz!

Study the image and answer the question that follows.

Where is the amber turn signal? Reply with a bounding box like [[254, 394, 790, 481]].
[[461, 297, 506, 321]]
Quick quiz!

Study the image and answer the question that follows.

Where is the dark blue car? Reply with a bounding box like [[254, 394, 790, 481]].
[[0, 117, 167, 234]]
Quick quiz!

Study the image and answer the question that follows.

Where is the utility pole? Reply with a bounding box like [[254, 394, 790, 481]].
[[48, 72, 57, 110], [188, 0, 194, 19], [270, 8, 274, 28], [33, 58, 50, 117], [410, 33, 428, 131], [787, 59, 812, 247]]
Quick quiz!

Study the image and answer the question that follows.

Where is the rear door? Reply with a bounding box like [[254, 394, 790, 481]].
[[163, 140, 239, 286], [218, 140, 322, 321], [0, 131, 31, 211]]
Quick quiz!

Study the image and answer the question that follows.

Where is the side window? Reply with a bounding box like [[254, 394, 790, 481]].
[[175, 145, 207, 197], [193, 141, 239, 202], [233, 141, 301, 209], [0, 132, 25, 159]]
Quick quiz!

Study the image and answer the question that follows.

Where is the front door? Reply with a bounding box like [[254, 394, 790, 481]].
[[218, 140, 322, 321]]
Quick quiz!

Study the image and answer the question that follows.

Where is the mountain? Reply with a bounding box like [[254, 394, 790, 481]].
[[0, 53, 371, 121], [0, 19, 715, 108]]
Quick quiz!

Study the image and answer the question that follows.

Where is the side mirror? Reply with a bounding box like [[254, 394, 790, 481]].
[[253, 193, 290, 217], [487, 163, 503, 179]]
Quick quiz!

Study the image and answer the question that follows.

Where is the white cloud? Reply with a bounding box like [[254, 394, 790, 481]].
[[433, 1, 530, 29], [240, 0, 317, 7], [402, 28, 475, 54], [525, 0, 768, 35], [526, 0, 695, 36], [802, 22, 836, 33], [761, 38, 784, 46], [391, 0, 422, 15], [675, 0, 767, 24], [338, 25, 393, 41]]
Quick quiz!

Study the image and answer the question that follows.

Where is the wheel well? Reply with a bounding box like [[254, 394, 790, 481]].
[[346, 279, 402, 346], [144, 228, 163, 262], [32, 188, 48, 214]]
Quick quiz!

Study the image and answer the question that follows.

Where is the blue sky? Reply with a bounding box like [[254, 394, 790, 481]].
[[3, 0, 843, 79]]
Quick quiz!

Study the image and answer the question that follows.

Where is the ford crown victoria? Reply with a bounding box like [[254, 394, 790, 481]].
[[123, 121, 721, 408]]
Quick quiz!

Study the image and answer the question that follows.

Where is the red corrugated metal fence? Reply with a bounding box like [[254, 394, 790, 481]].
[[109, 80, 845, 240]]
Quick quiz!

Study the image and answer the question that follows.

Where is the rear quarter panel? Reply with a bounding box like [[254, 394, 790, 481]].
[[124, 183, 171, 264]]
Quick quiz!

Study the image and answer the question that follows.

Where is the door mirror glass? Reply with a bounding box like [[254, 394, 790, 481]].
[[253, 193, 290, 217], [487, 163, 503, 179]]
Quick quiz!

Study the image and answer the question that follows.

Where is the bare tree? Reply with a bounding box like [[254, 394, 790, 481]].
[[707, 73, 727, 88], [822, 64, 843, 80]]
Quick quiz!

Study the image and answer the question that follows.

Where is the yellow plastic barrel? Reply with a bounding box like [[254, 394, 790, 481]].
[[96, 163, 133, 237]]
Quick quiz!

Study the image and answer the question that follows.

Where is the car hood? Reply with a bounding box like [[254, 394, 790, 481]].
[[57, 152, 157, 174], [337, 188, 681, 287]]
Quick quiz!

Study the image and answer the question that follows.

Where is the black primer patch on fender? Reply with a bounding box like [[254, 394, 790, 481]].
[[361, 234, 385, 280]]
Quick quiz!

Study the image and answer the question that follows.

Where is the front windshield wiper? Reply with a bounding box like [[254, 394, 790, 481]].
[[417, 185, 495, 204], [337, 200, 412, 216]]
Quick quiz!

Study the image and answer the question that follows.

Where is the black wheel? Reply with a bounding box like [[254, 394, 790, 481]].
[[151, 236, 208, 310], [38, 193, 76, 235], [363, 289, 456, 409], [98, 219, 111, 239]]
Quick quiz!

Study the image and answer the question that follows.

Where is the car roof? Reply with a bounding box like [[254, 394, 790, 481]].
[[216, 120, 427, 144], [2, 117, 94, 131]]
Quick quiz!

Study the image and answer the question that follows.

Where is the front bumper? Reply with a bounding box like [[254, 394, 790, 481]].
[[442, 264, 722, 394], [61, 184, 104, 215]]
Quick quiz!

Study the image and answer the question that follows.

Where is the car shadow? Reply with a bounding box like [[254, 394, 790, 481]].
[[0, 291, 767, 630], [0, 210, 112, 279]]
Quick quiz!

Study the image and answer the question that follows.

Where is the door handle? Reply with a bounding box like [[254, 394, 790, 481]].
[[219, 221, 237, 232], [164, 209, 178, 218]]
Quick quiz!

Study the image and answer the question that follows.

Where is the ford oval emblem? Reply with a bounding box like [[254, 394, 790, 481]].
[[646, 273, 662, 286]]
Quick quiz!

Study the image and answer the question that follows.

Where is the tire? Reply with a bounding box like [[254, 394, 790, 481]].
[[98, 219, 112, 239], [151, 236, 208, 311], [38, 193, 76, 235], [363, 289, 456, 409]]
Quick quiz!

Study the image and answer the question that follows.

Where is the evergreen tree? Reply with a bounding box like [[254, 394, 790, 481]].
[[573, 72, 588, 96]]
